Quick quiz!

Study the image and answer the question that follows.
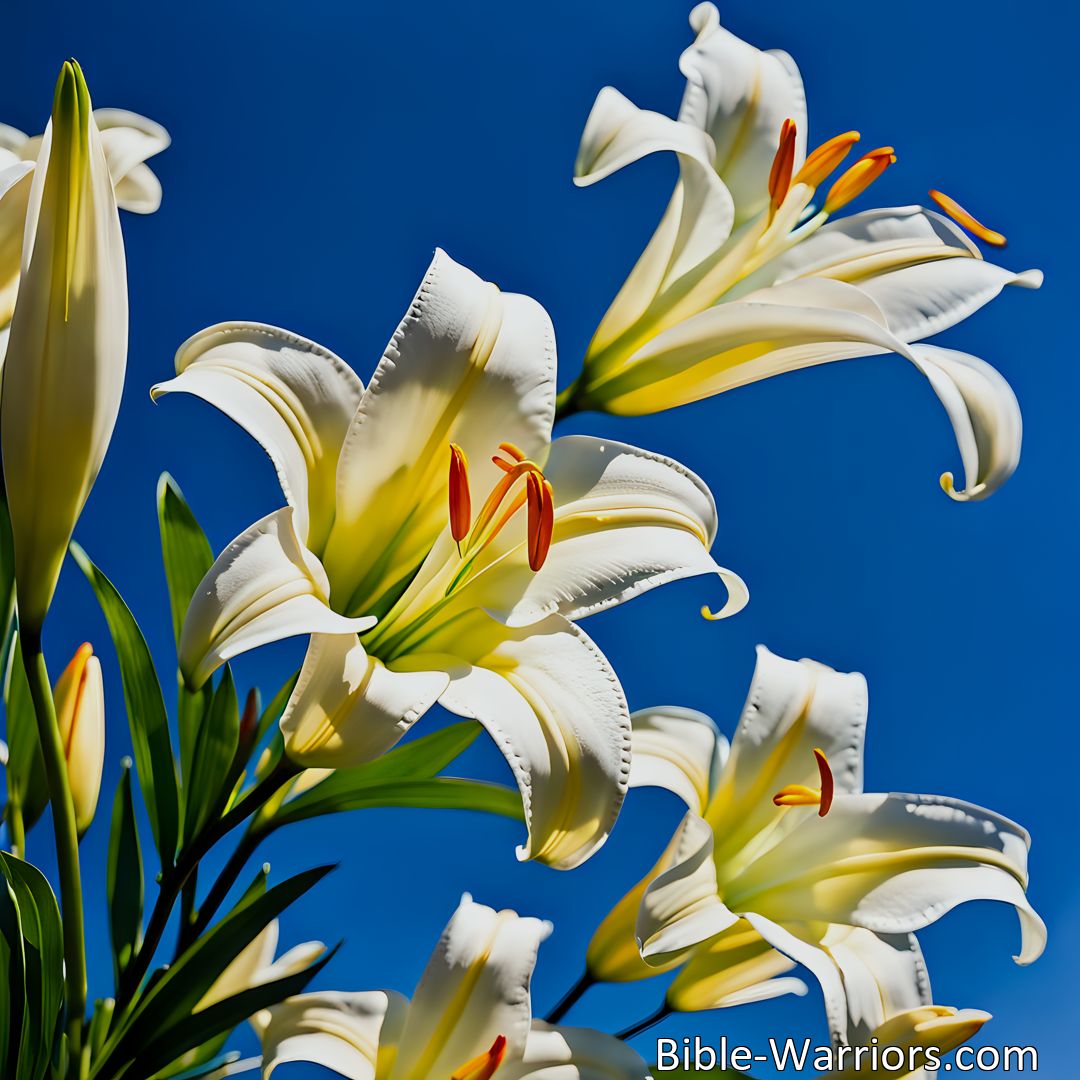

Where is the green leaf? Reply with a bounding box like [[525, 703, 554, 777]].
[[156, 474, 213, 649], [274, 776, 524, 828], [3, 642, 48, 832], [131, 945, 336, 1080], [184, 668, 240, 841], [0, 868, 26, 1076], [0, 853, 64, 1080], [96, 864, 334, 1076], [71, 543, 180, 867], [276, 719, 483, 819], [152, 1051, 253, 1080], [107, 761, 144, 986]]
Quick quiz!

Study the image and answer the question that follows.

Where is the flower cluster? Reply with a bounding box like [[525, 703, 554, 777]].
[[0, 7, 1044, 1080]]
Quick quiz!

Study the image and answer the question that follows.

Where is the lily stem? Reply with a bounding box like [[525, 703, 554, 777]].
[[545, 969, 596, 1023], [20, 627, 87, 1067], [615, 1002, 672, 1041], [114, 756, 299, 1014]]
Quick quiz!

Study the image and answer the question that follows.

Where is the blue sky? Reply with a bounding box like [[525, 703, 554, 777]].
[[3, 0, 1075, 1075]]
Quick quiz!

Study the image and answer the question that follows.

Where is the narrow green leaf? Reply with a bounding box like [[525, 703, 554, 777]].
[[156, 475, 213, 649], [279, 719, 482, 816], [71, 543, 180, 867], [152, 1051, 253, 1080], [107, 762, 144, 986], [275, 777, 524, 827], [87, 1000, 115, 1060], [184, 668, 240, 841], [98, 864, 334, 1074], [130, 946, 336, 1080], [0, 853, 64, 1080], [0, 871, 26, 1076]]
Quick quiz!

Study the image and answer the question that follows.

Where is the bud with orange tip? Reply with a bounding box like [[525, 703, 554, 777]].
[[53, 642, 105, 835]]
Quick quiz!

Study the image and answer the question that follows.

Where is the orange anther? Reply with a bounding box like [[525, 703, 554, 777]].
[[526, 473, 554, 571], [451, 1034, 508, 1080], [795, 130, 861, 188], [823, 147, 896, 214], [813, 746, 834, 817], [768, 118, 798, 209], [772, 748, 835, 817], [448, 443, 472, 543], [928, 189, 1006, 247]]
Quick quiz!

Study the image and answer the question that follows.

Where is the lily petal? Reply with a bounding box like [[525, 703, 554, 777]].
[[707, 646, 868, 866], [820, 926, 932, 1047], [93, 109, 170, 213], [629, 706, 728, 814], [179, 508, 373, 688], [727, 792, 1046, 966], [153, 322, 364, 553], [279, 633, 449, 767], [323, 249, 556, 617], [575, 87, 734, 352], [582, 280, 906, 413], [666, 921, 806, 1012], [772, 206, 1042, 343], [392, 894, 551, 1076], [586, 827, 696, 983], [499, 1021, 650, 1079], [0, 161, 34, 338], [677, 2, 807, 221], [432, 612, 631, 870], [910, 344, 1022, 502], [448, 434, 746, 627], [638, 812, 740, 965], [261, 990, 408, 1080]]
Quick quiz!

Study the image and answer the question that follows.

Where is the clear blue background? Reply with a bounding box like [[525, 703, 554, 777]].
[[3, 0, 1075, 1075]]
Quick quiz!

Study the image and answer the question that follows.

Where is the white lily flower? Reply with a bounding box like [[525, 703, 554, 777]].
[[566, 2, 1041, 501], [260, 894, 649, 1079], [0, 107, 167, 363], [591, 647, 1044, 1044], [154, 250, 745, 869], [1, 61, 130, 632]]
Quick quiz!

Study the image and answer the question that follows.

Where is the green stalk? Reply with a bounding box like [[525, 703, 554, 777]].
[[20, 628, 86, 1064], [7, 800, 26, 859]]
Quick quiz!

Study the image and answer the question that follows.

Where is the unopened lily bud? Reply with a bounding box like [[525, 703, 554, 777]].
[[1, 60, 128, 633], [53, 642, 105, 835]]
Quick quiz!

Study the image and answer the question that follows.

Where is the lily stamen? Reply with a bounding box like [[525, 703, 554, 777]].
[[928, 188, 1007, 247], [449, 442, 555, 572], [448, 443, 472, 552], [451, 1034, 508, 1080], [526, 471, 555, 571], [823, 147, 896, 214], [768, 118, 798, 211], [794, 130, 861, 188], [773, 747, 835, 817]]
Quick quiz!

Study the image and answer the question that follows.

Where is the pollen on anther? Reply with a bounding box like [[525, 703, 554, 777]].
[[768, 118, 798, 208], [526, 472, 554, 571], [448, 443, 472, 544], [928, 188, 1007, 247]]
